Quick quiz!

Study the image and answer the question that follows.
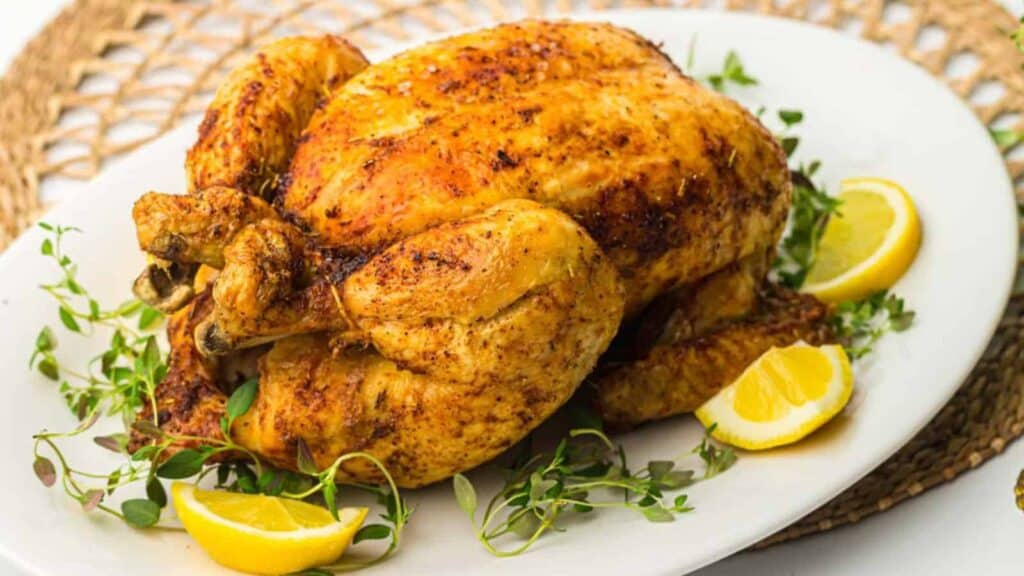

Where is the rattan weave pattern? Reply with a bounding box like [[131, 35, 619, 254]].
[[1, 0, 1022, 549]]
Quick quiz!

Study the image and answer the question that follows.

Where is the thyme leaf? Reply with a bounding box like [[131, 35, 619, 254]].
[[706, 51, 758, 92], [693, 424, 737, 479]]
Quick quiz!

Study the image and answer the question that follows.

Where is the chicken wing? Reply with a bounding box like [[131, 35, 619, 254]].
[[594, 287, 833, 429], [132, 36, 368, 312], [133, 186, 277, 269], [186, 35, 369, 196]]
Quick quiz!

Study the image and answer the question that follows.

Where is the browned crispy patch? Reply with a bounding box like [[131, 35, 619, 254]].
[[128, 290, 228, 456]]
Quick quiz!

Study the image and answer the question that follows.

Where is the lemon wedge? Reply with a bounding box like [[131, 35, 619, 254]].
[[171, 482, 367, 575], [802, 177, 921, 303], [695, 342, 852, 450]]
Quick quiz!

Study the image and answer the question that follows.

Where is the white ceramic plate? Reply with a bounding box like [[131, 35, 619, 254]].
[[0, 9, 1016, 576]]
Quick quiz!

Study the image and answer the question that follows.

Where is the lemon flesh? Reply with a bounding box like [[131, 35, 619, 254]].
[[802, 178, 921, 303], [696, 343, 853, 450], [172, 482, 367, 575]]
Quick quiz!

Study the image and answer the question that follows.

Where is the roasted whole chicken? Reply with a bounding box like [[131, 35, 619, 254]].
[[130, 20, 829, 487]]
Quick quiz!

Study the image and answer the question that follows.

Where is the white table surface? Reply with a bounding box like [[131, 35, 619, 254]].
[[2, 2, 1022, 575]]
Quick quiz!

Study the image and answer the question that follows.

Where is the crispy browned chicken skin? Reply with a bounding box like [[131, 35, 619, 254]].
[[130, 21, 826, 487]]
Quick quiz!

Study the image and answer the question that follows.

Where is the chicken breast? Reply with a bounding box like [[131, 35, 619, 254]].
[[283, 20, 789, 317]]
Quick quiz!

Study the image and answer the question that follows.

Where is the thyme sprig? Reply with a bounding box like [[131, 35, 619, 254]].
[[452, 427, 735, 557], [828, 291, 915, 360], [34, 372, 409, 566], [750, 97, 915, 357], [30, 223, 165, 426], [291, 440, 411, 571], [32, 375, 268, 528], [30, 224, 409, 570], [693, 424, 737, 479], [773, 161, 842, 289], [764, 108, 843, 289]]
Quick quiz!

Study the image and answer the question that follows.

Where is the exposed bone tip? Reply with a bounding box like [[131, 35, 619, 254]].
[[195, 319, 233, 357], [133, 262, 199, 313], [195, 318, 296, 357]]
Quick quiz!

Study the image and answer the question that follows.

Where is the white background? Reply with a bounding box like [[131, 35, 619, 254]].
[[1, 2, 1022, 575]]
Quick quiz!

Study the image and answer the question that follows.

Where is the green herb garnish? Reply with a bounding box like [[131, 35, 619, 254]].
[[778, 109, 804, 128], [772, 164, 842, 289], [776, 108, 804, 157], [453, 427, 734, 557], [29, 224, 409, 568], [828, 291, 915, 360], [706, 51, 758, 92], [693, 424, 737, 479], [30, 223, 166, 424], [288, 442, 411, 571], [763, 115, 916, 357]]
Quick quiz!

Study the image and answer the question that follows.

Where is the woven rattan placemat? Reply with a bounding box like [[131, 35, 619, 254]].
[[2, 0, 1022, 549]]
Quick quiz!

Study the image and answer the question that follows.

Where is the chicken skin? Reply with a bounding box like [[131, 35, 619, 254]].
[[129, 21, 826, 486], [186, 35, 369, 197]]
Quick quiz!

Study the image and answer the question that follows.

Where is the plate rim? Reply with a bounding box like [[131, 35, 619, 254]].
[[0, 8, 1018, 576]]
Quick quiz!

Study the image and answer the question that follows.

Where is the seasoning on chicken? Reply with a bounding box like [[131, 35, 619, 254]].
[[128, 20, 830, 487]]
